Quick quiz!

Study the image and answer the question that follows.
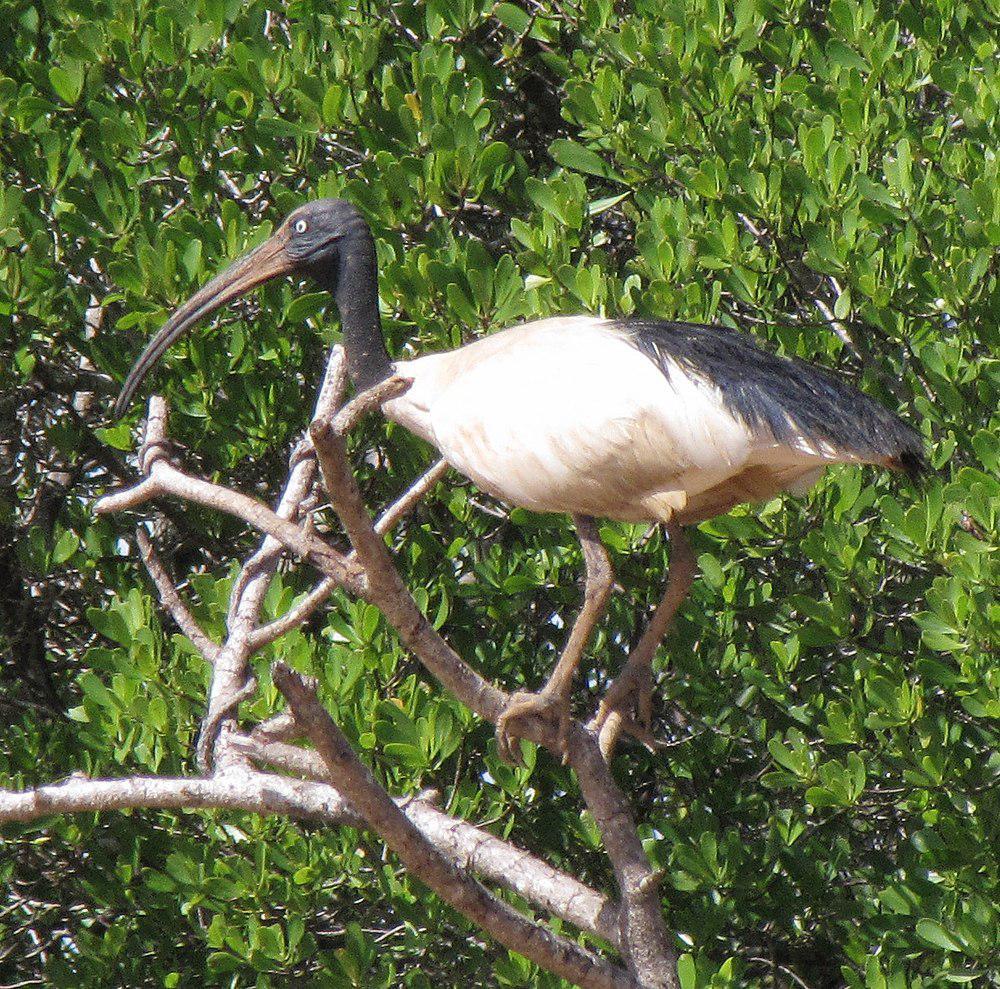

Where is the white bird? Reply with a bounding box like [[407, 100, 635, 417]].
[[115, 199, 924, 761]]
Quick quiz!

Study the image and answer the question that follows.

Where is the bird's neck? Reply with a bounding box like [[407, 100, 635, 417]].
[[331, 228, 393, 390]]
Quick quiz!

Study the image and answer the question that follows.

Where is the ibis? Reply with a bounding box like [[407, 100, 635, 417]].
[[115, 199, 925, 761]]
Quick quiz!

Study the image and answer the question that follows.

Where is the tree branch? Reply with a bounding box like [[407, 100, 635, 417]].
[[0, 771, 355, 825], [569, 734, 679, 988], [135, 528, 220, 664], [94, 399, 364, 596], [231, 733, 622, 948], [272, 663, 637, 989]]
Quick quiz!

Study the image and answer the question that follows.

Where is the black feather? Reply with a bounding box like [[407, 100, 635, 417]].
[[623, 319, 925, 476]]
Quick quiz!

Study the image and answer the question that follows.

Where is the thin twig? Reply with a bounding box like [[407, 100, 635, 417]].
[[226, 436, 316, 627], [373, 458, 450, 537], [736, 212, 863, 359], [331, 374, 412, 435], [248, 576, 337, 651], [135, 528, 221, 663]]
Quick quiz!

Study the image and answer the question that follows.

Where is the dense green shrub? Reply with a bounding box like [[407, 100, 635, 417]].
[[2, 0, 998, 985]]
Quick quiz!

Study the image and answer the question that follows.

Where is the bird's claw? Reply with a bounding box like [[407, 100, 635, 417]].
[[590, 659, 656, 760], [495, 687, 572, 767]]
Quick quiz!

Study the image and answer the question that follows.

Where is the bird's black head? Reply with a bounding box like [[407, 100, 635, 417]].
[[283, 198, 371, 274], [113, 199, 375, 418]]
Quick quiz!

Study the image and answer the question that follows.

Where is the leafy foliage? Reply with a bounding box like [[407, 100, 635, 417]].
[[2, 0, 998, 986]]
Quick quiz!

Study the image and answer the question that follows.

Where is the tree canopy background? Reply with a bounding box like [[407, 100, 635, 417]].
[[1, 0, 998, 985]]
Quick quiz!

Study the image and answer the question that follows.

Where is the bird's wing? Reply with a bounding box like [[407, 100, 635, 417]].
[[391, 316, 922, 523], [628, 319, 925, 477]]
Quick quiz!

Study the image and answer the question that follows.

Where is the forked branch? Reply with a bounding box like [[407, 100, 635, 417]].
[[14, 343, 679, 987], [273, 663, 635, 989]]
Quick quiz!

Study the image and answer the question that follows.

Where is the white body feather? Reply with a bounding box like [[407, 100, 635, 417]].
[[383, 317, 843, 524]]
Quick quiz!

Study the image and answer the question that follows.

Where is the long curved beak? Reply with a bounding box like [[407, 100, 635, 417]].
[[113, 227, 292, 418]]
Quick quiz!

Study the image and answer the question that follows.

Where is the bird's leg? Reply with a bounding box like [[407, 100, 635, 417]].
[[496, 515, 613, 766], [590, 522, 696, 761]]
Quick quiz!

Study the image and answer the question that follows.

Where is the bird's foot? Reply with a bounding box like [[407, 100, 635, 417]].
[[495, 685, 573, 767], [589, 659, 657, 761]]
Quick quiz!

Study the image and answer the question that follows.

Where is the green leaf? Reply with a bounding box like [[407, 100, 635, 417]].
[[677, 953, 697, 989], [207, 952, 241, 975], [284, 291, 329, 324], [49, 62, 84, 103], [52, 530, 79, 565], [87, 606, 132, 647], [915, 919, 965, 953], [549, 139, 624, 181], [588, 192, 631, 216], [698, 553, 725, 589], [254, 924, 285, 961], [495, 2, 531, 34]]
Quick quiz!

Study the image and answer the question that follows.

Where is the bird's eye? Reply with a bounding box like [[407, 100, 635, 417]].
[[294, 219, 308, 234]]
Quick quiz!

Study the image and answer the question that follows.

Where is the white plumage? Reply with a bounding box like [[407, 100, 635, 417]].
[[386, 316, 841, 525]]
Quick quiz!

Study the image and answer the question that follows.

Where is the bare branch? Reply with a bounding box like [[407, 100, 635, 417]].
[[312, 345, 352, 423], [135, 528, 220, 663], [232, 733, 622, 947], [0, 771, 355, 825], [94, 406, 364, 596], [373, 458, 450, 537], [570, 735, 679, 989], [248, 576, 336, 651], [403, 799, 622, 953], [93, 475, 162, 514], [96, 369, 361, 771], [225, 435, 318, 628], [247, 711, 302, 744], [272, 663, 636, 989]]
